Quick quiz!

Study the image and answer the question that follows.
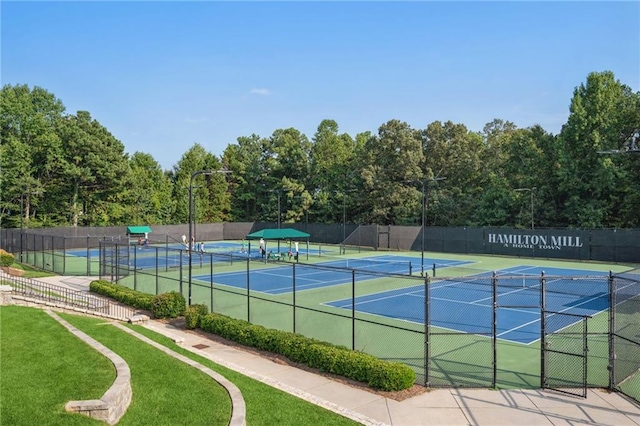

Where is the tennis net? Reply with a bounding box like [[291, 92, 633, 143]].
[[432, 262, 492, 277], [316, 256, 412, 275]]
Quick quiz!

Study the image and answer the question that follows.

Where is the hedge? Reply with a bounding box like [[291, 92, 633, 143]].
[[89, 281, 185, 319], [90, 280, 155, 311], [0, 249, 15, 267], [197, 311, 415, 391], [151, 291, 186, 319], [90, 280, 416, 391]]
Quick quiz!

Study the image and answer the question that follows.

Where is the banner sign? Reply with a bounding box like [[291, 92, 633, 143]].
[[487, 233, 584, 251]]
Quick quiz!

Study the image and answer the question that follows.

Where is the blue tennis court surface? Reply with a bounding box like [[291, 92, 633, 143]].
[[65, 242, 331, 260], [325, 265, 609, 344], [194, 256, 467, 295]]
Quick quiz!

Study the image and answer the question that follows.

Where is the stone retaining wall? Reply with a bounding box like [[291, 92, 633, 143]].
[[45, 310, 132, 425]]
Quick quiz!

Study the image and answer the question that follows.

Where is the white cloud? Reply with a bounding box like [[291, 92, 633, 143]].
[[249, 88, 271, 96]]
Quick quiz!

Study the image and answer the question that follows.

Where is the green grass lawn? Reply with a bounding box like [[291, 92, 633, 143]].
[[0, 306, 359, 426], [1, 306, 115, 425]]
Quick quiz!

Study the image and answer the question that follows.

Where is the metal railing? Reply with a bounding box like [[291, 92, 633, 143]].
[[2, 274, 138, 320]]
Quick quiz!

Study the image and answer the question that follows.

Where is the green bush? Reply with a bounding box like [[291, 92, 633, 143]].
[[151, 291, 185, 319], [198, 312, 415, 391], [89, 280, 154, 311], [184, 304, 208, 329], [0, 249, 15, 267]]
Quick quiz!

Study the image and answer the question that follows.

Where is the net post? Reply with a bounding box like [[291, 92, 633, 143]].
[[432, 263, 436, 277]]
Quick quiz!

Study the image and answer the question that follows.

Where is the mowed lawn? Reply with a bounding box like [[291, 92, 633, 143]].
[[0, 306, 358, 426]]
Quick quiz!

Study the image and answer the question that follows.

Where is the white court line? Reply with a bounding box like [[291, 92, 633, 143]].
[[498, 290, 608, 341]]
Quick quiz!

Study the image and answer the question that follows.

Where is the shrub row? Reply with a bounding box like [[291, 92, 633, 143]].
[[190, 308, 415, 391], [89, 281, 185, 319], [0, 249, 15, 267]]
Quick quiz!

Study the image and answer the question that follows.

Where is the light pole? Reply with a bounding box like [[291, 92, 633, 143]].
[[270, 188, 293, 229], [339, 190, 355, 255], [19, 194, 24, 261], [342, 193, 347, 254], [515, 187, 536, 229], [19, 191, 38, 262], [189, 169, 230, 306], [407, 177, 445, 276]]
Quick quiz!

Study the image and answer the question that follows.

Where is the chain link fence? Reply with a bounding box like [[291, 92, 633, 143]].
[[611, 268, 640, 403], [93, 241, 639, 395], [3, 227, 639, 396]]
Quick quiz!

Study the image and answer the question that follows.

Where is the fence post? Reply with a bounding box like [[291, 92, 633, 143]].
[[608, 270, 615, 390], [292, 263, 296, 333], [155, 248, 159, 295], [540, 271, 546, 389], [492, 271, 497, 388], [425, 274, 430, 387], [179, 252, 183, 295], [247, 257, 251, 323], [351, 269, 356, 351], [209, 252, 213, 311], [133, 245, 137, 291]]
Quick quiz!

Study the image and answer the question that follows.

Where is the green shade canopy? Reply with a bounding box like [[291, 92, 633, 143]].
[[126, 226, 152, 235], [245, 228, 310, 240]]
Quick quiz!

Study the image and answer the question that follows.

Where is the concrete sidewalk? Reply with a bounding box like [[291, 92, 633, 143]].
[[35, 275, 640, 425], [143, 320, 640, 426]]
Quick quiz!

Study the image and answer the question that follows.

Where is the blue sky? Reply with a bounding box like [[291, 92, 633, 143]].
[[2, 1, 638, 171]]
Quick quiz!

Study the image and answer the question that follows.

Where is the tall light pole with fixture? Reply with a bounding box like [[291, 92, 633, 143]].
[[270, 188, 293, 229], [515, 187, 536, 229], [407, 177, 446, 276], [188, 169, 230, 306]]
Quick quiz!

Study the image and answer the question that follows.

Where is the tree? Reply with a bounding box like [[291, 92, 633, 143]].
[[309, 120, 356, 223], [359, 120, 424, 224], [422, 121, 484, 226], [126, 152, 175, 224], [173, 144, 230, 225], [55, 111, 131, 226], [222, 134, 269, 221], [557, 71, 635, 228], [0, 84, 64, 227]]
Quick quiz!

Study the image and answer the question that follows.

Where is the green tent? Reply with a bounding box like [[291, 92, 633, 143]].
[[245, 228, 310, 240], [246, 228, 310, 261], [126, 226, 152, 245], [126, 226, 152, 235]]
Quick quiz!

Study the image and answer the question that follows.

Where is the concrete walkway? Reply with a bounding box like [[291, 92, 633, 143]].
[[34, 275, 640, 425]]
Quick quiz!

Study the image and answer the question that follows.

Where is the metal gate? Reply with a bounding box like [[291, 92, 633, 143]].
[[99, 241, 130, 282], [377, 225, 390, 250], [542, 311, 589, 398]]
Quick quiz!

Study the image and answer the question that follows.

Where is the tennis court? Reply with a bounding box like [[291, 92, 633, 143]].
[[193, 256, 468, 295], [65, 241, 332, 267], [325, 265, 608, 344]]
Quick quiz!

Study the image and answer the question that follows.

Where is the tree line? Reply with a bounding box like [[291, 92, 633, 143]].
[[1, 70, 638, 231]]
